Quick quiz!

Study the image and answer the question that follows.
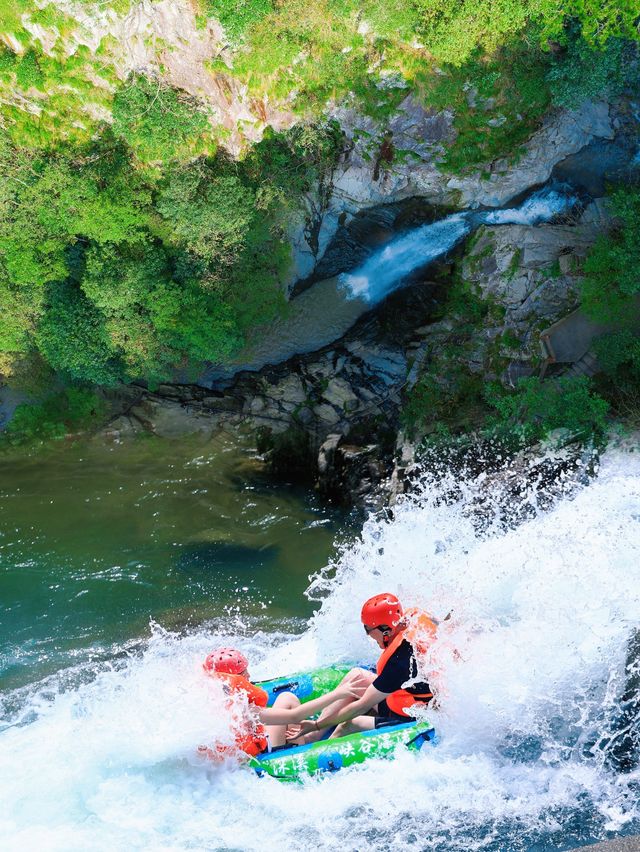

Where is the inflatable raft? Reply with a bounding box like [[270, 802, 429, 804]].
[[249, 665, 436, 781]]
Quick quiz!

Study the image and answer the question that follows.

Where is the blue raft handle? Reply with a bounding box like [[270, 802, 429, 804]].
[[317, 752, 343, 773], [271, 681, 299, 694]]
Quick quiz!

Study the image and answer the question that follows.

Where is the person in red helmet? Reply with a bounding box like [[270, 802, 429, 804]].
[[297, 593, 437, 740], [200, 646, 359, 760]]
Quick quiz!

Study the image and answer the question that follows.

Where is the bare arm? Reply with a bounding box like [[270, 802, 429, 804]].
[[258, 683, 359, 725], [313, 683, 389, 730]]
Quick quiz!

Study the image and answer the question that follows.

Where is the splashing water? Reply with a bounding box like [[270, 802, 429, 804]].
[[339, 213, 472, 304], [481, 187, 579, 226], [1, 446, 640, 851], [340, 186, 579, 304]]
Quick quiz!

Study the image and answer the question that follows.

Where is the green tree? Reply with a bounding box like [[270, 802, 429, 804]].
[[547, 35, 630, 107], [36, 281, 122, 385], [414, 0, 639, 66], [157, 161, 256, 269], [581, 188, 640, 323], [112, 74, 211, 164], [3, 388, 107, 446]]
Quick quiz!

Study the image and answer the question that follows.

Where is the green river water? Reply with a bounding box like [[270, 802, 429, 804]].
[[0, 432, 348, 691]]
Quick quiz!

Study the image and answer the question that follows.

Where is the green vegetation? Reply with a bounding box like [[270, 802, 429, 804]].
[[2, 388, 107, 446], [420, 43, 551, 173], [581, 188, 640, 323], [575, 186, 640, 425], [1, 0, 639, 446], [484, 376, 609, 443], [112, 75, 212, 164], [0, 119, 341, 403], [415, 0, 638, 66], [203, 0, 273, 41], [404, 181, 640, 446], [402, 367, 487, 436], [547, 34, 631, 108]]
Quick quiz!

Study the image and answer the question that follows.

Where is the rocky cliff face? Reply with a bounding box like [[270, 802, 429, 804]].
[[288, 99, 614, 284], [455, 198, 612, 385], [15, 0, 294, 154]]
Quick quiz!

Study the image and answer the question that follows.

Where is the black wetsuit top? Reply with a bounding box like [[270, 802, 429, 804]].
[[372, 639, 431, 724]]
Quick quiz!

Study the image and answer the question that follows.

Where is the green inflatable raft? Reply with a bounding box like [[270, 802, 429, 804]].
[[249, 665, 436, 781]]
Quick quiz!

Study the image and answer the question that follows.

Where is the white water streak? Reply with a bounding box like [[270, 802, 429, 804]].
[[340, 187, 578, 304]]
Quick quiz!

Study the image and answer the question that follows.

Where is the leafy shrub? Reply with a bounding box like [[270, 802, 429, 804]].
[[592, 331, 640, 425], [112, 74, 211, 163], [485, 375, 609, 443], [402, 366, 486, 436], [0, 47, 17, 80], [205, 0, 273, 41], [547, 35, 631, 107], [15, 50, 44, 90], [3, 388, 107, 446], [595, 330, 640, 376], [244, 122, 343, 209], [580, 188, 640, 323]]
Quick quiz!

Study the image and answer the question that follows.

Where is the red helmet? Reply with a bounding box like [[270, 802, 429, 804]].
[[203, 648, 248, 675], [361, 593, 404, 630]]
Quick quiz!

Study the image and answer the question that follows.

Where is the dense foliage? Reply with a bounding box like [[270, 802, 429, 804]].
[[3, 388, 107, 446], [484, 376, 610, 443], [0, 123, 340, 393], [1, 0, 639, 444], [581, 188, 640, 323], [112, 75, 211, 164]]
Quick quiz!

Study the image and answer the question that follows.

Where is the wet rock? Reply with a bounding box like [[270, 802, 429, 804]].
[[317, 433, 342, 475], [267, 374, 308, 406], [100, 414, 143, 440], [128, 398, 215, 438], [313, 402, 341, 426], [201, 395, 242, 413], [322, 378, 359, 412], [316, 433, 389, 508]]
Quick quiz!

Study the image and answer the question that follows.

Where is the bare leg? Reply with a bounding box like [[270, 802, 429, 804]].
[[263, 692, 300, 748], [329, 715, 376, 738], [303, 668, 376, 744]]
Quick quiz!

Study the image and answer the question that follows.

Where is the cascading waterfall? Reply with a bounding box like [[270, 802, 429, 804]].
[[2, 445, 640, 851], [340, 186, 580, 304]]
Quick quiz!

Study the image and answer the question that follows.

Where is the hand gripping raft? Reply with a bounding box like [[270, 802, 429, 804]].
[[250, 665, 437, 782]]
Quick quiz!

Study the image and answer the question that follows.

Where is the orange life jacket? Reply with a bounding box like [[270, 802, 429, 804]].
[[376, 608, 437, 718], [214, 672, 269, 758]]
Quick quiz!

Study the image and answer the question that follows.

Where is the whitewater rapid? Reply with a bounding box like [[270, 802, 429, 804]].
[[2, 445, 640, 851]]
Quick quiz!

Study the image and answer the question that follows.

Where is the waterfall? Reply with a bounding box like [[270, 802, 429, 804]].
[[339, 186, 579, 304]]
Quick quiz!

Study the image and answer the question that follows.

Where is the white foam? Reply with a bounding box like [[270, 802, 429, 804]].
[[482, 187, 578, 226], [2, 447, 640, 850]]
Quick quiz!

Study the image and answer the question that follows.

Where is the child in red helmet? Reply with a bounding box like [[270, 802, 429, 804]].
[[200, 646, 360, 759]]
